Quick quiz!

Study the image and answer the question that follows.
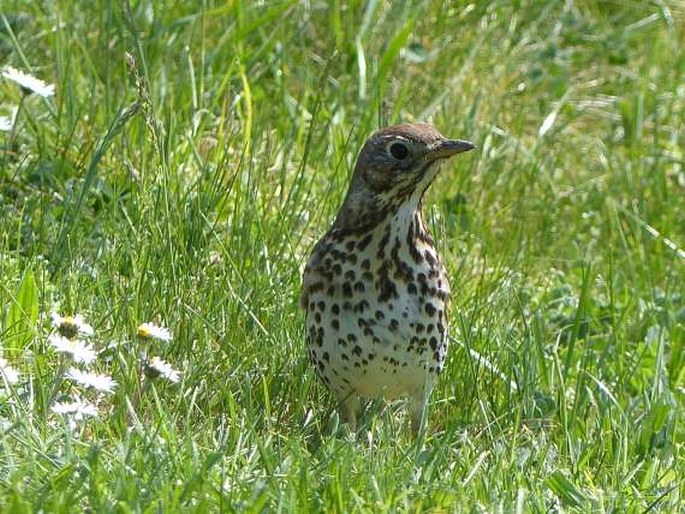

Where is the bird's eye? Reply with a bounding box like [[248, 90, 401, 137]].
[[389, 142, 409, 160]]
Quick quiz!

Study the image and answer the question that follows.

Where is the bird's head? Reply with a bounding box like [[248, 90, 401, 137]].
[[335, 123, 474, 230]]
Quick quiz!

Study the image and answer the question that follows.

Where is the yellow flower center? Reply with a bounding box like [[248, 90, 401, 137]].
[[137, 326, 152, 338]]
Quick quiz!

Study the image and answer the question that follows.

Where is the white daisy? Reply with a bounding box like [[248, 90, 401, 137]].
[[2, 66, 55, 98], [0, 357, 20, 384], [146, 356, 180, 383], [51, 397, 98, 420], [137, 322, 172, 342], [51, 312, 94, 338], [49, 334, 97, 364], [0, 106, 18, 132], [66, 369, 116, 393]]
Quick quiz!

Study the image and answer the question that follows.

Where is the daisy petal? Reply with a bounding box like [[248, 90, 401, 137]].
[[137, 322, 172, 342], [146, 356, 180, 383], [49, 334, 97, 364], [66, 368, 116, 393], [2, 66, 55, 97]]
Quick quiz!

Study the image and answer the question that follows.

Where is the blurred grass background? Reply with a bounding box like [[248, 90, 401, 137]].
[[1, 0, 684, 511]]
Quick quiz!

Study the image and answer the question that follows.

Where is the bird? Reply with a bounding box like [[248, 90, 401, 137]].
[[301, 123, 475, 433]]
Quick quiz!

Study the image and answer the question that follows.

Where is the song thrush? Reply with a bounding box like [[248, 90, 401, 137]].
[[301, 123, 475, 432]]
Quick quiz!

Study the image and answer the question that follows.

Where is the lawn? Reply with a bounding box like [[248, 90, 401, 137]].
[[1, 0, 684, 511]]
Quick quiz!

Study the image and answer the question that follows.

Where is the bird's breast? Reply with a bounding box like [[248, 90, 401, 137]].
[[303, 215, 450, 398]]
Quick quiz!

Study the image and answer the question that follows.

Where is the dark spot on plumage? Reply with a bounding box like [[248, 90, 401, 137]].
[[390, 238, 400, 261], [347, 333, 357, 343], [357, 234, 373, 251], [308, 301, 315, 310], [347, 253, 357, 264], [415, 323, 425, 334], [375, 310, 385, 321], [353, 345, 363, 357], [317, 301, 325, 311], [362, 271, 373, 281], [343, 301, 352, 310], [368, 353, 375, 360], [354, 281, 365, 293], [425, 303, 437, 316], [361, 359, 368, 366], [344, 270, 356, 281], [326, 285, 335, 296], [376, 230, 390, 259], [407, 219, 415, 243], [354, 300, 369, 313], [429, 336, 438, 350], [342, 282, 353, 298], [314, 312, 321, 323], [407, 283, 417, 295], [332, 263, 342, 275], [341, 354, 349, 361], [354, 362, 360, 368], [419, 229, 434, 245], [377, 271, 398, 302], [372, 337, 381, 345], [318, 361, 325, 372], [390, 319, 399, 331], [427, 324, 435, 334], [410, 244, 423, 264], [331, 304, 340, 315], [331, 319, 340, 330], [307, 282, 323, 295], [345, 240, 356, 252], [361, 259, 371, 270], [394, 260, 414, 282], [323, 352, 330, 362], [363, 327, 374, 337], [338, 338, 347, 347]]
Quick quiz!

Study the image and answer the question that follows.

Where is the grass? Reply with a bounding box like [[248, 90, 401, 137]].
[[1, 0, 684, 511]]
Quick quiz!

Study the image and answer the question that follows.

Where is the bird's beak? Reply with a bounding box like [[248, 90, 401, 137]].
[[432, 139, 476, 159]]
